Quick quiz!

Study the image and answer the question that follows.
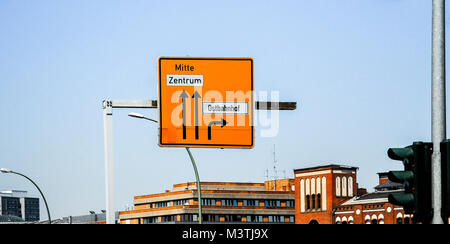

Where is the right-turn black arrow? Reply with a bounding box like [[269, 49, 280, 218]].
[[208, 118, 227, 140]]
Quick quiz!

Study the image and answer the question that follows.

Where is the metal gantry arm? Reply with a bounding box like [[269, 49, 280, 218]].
[[102, 99, 297, 224], [105, 100, 295, 110]]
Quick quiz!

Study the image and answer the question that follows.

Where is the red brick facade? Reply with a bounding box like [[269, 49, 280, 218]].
[[294, 165, 411, 224]]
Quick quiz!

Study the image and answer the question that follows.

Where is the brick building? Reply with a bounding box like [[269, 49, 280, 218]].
[[294, 165, 411, 224]]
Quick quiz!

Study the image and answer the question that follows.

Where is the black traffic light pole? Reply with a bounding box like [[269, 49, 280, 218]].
[[440, 140, 450, 223]]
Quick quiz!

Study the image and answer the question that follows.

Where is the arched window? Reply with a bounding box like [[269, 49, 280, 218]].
[[404, 217, 410, 224], [305, 178, 311, 211], [336, 177, 341, 197], [316, 177, 321, 195], [309, 220, 319, 224], [371, 214, 378, 224], [306, 178, 311, 196], [300, 179, 305, 213], [396, 213, 403, 224], [311, 194, 316, 209], [311, 178, 316, 195], [365, 215, 371, 224], [348, 177, 354, 197], [316, 177, 321, 210], [378, 214, 385, 225], [342, 176, 347, 197], [321, 177, 327, 211], [310, 178, 316, 210], [317, 194, 321, 210], [306, 195, 310, 210], [342, 216, 348, 224], [348, 216, 354, 224]]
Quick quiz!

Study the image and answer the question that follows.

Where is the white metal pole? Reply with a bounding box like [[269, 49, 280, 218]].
[[432, 0, 446, 224], [103, 101, 115, 224]]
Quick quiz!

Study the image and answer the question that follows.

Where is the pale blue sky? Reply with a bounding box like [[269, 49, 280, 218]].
[[0, 0, 447, 219]]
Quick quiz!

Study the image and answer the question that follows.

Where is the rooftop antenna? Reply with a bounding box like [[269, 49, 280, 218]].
[[273, 144, 278, 190], [265, 144, 285, 191], [265, 169, 270, 182]]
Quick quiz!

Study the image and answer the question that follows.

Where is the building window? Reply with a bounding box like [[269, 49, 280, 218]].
[[174, 199, 189, 206], [336, 177, 341, 197], [404, 217, 410, 224], [306, 195, 311, 210], [153, 201, 170, 208], [300, 179, 305, 212], [321, 176, 327, 211], [348, 176, 354, 197], [311, 194, 316, 209], [317, 194, 321, 210], [342, 176, 347, 197]]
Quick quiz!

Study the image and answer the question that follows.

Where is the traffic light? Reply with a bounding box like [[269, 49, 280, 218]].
[[440, 139, 450, 223], [387, 142, 432, 223]]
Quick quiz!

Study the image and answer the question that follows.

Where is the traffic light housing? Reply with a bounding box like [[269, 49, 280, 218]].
[[440, 139, 450, 222], [387, 142, 432, 223]]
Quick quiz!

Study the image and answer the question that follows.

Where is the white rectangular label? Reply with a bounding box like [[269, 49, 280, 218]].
[[202, 102, 249, 114], [166, 74, 203, 86]]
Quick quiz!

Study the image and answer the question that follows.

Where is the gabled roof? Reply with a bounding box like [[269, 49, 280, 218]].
[[374, 180, 403, 191]]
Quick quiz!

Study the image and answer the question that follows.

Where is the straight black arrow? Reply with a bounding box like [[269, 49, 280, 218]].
[[208, 118, 227, 140], [179, 90, 189, 140], [192, 91, 201, 140]]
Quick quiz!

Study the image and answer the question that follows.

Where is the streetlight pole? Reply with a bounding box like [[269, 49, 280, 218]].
[[0, 168, 52, 224], [128, 112, 203, 224], [185, 147, 203, 224]]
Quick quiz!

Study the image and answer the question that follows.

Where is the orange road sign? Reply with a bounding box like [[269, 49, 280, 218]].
[[158, 57, 254, 148]]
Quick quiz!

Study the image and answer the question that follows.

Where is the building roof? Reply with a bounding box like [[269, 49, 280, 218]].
[[356, 191, 392, 201], [339, 189, 404, 206], [374, 180, 403, 191], [0, 190, 28, 198], [293, 164, 359, 173]]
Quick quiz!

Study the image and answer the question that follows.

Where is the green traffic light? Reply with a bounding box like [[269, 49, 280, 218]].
[[388, 193, 414, 207], [388, 171, 414, 184], [388, 147, 414, 161], [386, 142, 433, 223]]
